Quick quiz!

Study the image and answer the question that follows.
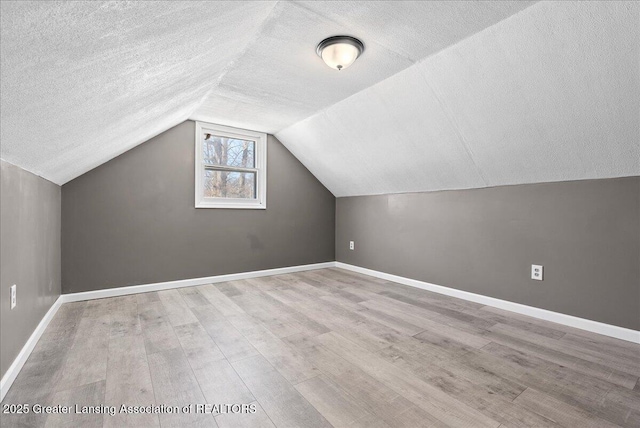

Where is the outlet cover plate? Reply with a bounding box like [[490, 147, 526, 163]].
[[10, 284, 16, 309], [531, 265, 543, 281]]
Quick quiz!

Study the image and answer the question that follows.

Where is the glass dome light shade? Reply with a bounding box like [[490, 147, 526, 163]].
[[316, 36, 364, 71]]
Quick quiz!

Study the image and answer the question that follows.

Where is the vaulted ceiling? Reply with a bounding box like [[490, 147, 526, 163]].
[[277, 1, 640, 196], [1, 1, 638, 194]]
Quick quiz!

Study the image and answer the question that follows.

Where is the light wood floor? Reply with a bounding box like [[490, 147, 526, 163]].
[[2, 268, 639, 428]]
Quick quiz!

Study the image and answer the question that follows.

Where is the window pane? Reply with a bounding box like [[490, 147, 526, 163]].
[[204, 170, 256, 199], [203, 134, 255, 168]]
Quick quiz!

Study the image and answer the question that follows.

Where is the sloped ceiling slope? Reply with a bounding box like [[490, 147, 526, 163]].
[[191, 1, 535, 133], [277, 1, 640, 197], [0, 1, 277, 185], [1, 1, 532, 185]]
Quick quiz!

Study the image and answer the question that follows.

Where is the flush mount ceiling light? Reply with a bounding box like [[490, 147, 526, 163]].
[[316, 36, 365, 71]]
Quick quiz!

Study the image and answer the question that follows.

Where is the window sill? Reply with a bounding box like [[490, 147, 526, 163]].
[[195, 201, 266, 210]]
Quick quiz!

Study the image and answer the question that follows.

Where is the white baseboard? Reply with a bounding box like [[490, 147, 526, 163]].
[[0, 296, 63, 402], [335, 262, 640, 344], [62, 262, 335, 303]]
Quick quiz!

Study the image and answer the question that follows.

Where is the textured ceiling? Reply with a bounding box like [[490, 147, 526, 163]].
[[276, 1, 640, 196], [191, 1, 535, 133], [1, 0, 533, 185], [0, 1, 277, 185]]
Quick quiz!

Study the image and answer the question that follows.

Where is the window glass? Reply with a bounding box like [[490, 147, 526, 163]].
[[203, 135, 255, 169], [204, 170, 256, 199]]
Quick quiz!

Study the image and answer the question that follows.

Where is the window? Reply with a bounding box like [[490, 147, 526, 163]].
[[195, 122, 267, 209]]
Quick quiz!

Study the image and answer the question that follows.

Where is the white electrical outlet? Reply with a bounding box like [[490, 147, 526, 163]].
[[10, 285, 16, 309], [531, 265, 543, 281], [349, 241, 355, 250]]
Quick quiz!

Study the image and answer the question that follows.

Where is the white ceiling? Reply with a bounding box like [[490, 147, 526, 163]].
[[1, 2, 637, 194], [1, 1, 277, 184], [191, 1, 536, 133], [1, 1, 533, 185], [277, 1, 640, 196]]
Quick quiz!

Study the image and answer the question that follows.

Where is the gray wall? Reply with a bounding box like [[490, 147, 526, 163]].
[[336, 177, 640, 330], [1, 160, 61, 379], [62, 121, 335, 293]]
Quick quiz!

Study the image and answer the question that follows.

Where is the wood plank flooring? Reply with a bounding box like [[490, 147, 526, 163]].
[[2, 268, 639, 428]]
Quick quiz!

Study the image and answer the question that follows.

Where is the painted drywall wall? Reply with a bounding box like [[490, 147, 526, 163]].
[[336, 177, 640, 330], [62, 121, 335, 293], [0, 160, 61, 379]]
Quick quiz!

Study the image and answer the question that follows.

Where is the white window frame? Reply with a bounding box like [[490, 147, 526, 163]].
[[195, 121, 267, 209]]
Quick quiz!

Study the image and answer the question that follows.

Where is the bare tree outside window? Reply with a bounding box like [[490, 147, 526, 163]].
[[203, 134, 256, 199]]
